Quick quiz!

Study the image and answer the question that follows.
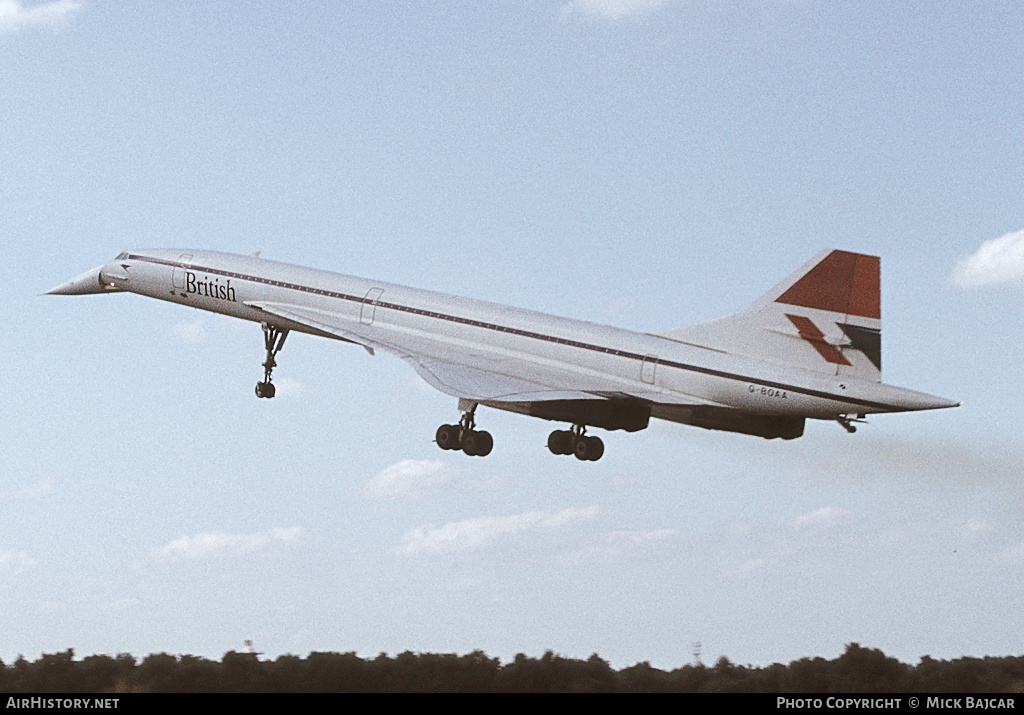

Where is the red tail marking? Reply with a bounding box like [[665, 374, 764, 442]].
[[785, 314, 851, 366], [776, 251, 880, 320]]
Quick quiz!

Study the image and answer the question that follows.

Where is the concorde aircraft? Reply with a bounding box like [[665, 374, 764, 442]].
[[47, 249, 958, 460]]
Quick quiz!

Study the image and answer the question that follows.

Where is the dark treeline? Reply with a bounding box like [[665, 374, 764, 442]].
[[2, 643, 1023, 693]]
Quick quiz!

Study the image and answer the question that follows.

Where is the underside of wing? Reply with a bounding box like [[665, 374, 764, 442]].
[[245, 301, 382, 353], [409, 358, 661, 431], [246, 300, 796, 436], [247, 301, 594, 401], [407, 357, 597, 403]]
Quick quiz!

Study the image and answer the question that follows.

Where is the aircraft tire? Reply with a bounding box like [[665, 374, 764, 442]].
[[435, 424, 461, 451], [574, 436, 604, 462], [462, 430, 493, 457], [477, 431, 494, 456], [547, 430, 573, 455]]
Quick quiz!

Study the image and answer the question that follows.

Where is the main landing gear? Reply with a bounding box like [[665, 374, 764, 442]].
[[435, 402, 493, 457], [548, 425, 604, 462], [432, 401, 605, 461], [255, 323, 289, 399]]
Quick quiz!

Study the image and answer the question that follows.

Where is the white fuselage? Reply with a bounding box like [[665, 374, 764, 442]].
[[86, 249, 952, 426]]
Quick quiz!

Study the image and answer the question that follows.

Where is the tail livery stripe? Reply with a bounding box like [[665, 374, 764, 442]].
[[775, 250, 880, 320], [838, 323, 882, 370], [785, 314, 852, 366]]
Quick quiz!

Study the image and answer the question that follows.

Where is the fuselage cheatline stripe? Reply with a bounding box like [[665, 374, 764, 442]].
[[132, 254, 897, 412]]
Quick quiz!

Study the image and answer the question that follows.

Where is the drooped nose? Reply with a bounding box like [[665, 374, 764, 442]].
[[46, 263, 125, 295]]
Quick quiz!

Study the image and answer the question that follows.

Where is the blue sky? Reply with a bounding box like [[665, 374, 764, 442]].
[[3, 1, 1023, 669]]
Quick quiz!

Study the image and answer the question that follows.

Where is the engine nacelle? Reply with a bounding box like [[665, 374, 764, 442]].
[[684, 408, 805, 440]]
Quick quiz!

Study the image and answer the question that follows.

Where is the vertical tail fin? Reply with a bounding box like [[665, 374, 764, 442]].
[[656, 250, 882, 382]]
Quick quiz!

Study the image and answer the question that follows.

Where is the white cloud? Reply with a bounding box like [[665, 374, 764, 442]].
[[172, 319, 207, 344], [149, 527, 303, 565], [725, 556, 772, 578], [724, 509, 850, 579], [0, 0, 81, 33], [0, 550, 37, 579], [791, 506, 847, 531], [605, 528, 678, 547], [586, 528, 679, 560], [364, 459, 452, 500], [951, 228, 1024, 288], [397, 505, 600, 557], [1, 479, 55, 504], [15, 479, 55, 501], [991, 542, 1024, 564], [723, 536, 796, 578], [561, 0, 668, 20], [963, 519, 992, 535]]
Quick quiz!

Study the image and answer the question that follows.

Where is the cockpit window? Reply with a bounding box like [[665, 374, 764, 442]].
[[116, 252, 128, 260]]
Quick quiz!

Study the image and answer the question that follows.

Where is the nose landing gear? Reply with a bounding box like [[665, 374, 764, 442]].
[[255, 323, 288, 399]]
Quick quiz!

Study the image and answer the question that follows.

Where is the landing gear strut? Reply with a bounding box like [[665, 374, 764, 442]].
[[548, 425, 604, 461], [255, 323, 289, 399], [435, 402, 493, 457]]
